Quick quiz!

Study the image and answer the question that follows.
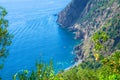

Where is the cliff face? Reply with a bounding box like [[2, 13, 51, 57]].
[[57, 0, 120, 60], [57, 0, 89, 28]]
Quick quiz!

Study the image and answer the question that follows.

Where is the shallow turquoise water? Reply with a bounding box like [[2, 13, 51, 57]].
[[0, 0, 80, 79]]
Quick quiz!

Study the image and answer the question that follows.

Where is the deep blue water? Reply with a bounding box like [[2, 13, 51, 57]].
[[0, 0, 80, 80]]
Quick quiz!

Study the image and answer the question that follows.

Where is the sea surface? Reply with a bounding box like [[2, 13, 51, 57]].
[[0, 0, 80, 79]]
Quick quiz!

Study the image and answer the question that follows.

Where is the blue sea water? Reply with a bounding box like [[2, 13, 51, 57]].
[[0, 0, 80, 79]]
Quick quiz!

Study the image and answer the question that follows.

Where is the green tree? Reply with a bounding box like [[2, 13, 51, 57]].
[[98, 51, 120, 80], [13, 60, 62, 80], [0, 6, 12, 79]]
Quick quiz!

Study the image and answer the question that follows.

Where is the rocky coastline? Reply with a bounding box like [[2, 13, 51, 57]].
[[57, 0, 120, 62]]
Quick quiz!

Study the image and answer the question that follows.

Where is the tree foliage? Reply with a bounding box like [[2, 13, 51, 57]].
[[0, 6, 12, 79], [92, 31, 109, 52], [13, 60, 64, 80], [59, 51, 120, 80], [0, 6, 12, 68], [0, 7, 12, 60]]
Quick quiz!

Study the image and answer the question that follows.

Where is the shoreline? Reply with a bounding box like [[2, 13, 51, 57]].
[[64, 59, 82, 71]]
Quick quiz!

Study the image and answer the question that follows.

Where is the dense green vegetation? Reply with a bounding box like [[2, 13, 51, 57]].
[[12, 50, 120, 80], [60, 51, 120, 80], [13, 61, 64, 80], [95, 13, 120, 55]]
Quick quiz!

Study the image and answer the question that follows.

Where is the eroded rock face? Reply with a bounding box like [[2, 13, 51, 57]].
[[57, 0, 89, 28]]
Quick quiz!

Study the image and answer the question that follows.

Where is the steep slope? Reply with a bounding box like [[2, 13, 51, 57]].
[[57, 0, 89, 28], [57, 0, 120, 59]]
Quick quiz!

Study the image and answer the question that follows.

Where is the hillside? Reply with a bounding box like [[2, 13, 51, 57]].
[[57, 0, 120, 60], [56, 0, 120, 79]]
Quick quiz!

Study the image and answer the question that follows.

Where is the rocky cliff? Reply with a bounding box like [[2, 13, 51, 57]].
[[57, 0, 89, 28], [57, 0, 120, 60]]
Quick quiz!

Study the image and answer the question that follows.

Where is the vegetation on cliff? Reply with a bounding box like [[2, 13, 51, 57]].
[[60, 51, 120, 80], [56, 0, 120, 79], [62, 0, 120, 59]]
